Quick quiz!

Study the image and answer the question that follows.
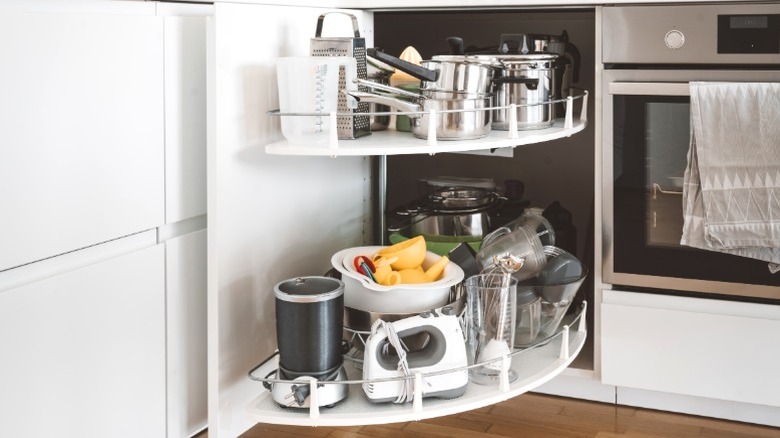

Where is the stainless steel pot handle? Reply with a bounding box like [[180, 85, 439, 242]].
[[343, 91, 423, 117], [493, 76, 539, 90], [353, 78, 422, 101], [479, 226, 511, 250], [366, 48, 439, 83], [386, 210, 432, 233]]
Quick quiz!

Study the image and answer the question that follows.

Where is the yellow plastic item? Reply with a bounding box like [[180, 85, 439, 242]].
[[422, 255, 449, 281], [370, 255, 402, 286], [398, 269, 430, 284], [398, 255, 449, 284], [376, 235, 426, 270]]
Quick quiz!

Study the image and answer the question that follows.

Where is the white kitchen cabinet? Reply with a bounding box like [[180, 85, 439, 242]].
[[207, 2, 591, 436], [165, 13, 208, 223], [160, 5, 211, 438], [166, 229, 208, 438], [0, 244, 166, 438], [207, 5, 372, 436], [0, 3, 210, 438], [601, 290, 780, 408], [0, 7, 165, 271]]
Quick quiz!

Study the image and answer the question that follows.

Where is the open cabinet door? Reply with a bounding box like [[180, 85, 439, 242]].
[[207, 4, 373, 437]]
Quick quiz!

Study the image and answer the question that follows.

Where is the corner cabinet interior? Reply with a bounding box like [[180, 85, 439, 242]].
[[208, 3, 590, 437]]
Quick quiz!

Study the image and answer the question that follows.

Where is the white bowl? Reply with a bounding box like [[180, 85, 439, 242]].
[[331, 246, 464, 313]]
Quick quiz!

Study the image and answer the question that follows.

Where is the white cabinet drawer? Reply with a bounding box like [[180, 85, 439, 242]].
[[0, 11, 164, 270], [0, 244, 166, 438], [601, 292, 780, 407]]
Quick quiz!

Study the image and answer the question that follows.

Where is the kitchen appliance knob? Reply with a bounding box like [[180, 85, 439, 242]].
[[664, 30, 685, 50]]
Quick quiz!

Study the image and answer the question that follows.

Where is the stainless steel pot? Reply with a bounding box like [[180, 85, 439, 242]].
[[367, 48, 498, 97], [398, 211, 490, 242], [347, 87, 492, 140], [388, 187, 503, 241], [476, 53, 558, 130], [497, 32, 580, 97]]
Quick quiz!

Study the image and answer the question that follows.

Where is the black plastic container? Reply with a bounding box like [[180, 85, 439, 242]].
[[274, 276, 345, 380]]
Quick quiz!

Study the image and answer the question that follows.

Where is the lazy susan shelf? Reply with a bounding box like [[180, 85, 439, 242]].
[[245, 302, 587, 427], [265, 92, 588, 157]]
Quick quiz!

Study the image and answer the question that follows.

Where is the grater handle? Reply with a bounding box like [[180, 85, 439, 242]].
[[315, 12, 361, 38]]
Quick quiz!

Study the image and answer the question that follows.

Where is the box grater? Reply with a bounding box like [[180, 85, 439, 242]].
[[310, 12, 371, 140]]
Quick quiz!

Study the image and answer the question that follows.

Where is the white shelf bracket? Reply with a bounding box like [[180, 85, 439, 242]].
[[308, 378, 320, 419], [564, 96, 574, 131], [508, 104, 519, 139], [499, 355, 511, 393], [328, 111, 339, 149], [559, 325, 570, 360], [578, 301, 588, 333], [580, 90, 589, 123], [413, 373, 423, 413], [426, 109, 437, 146]]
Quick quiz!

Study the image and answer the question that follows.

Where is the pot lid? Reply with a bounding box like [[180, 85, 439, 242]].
[[474, 53, 559, 63], [426, 186, 499, 212], [429, 54, 503, 67]]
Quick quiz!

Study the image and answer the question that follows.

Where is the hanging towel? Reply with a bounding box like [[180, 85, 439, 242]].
[[681, 82, 780, 266]]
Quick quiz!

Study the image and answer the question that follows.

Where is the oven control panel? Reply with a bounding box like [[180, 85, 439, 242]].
[[603, 4, 780, 64], [718, 14, 780, 54]]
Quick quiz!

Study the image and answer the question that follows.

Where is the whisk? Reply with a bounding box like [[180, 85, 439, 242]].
[[474, 253, 524, 369]]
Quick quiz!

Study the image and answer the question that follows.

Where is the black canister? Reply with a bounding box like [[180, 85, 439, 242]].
[[274, 276, 345, 380]]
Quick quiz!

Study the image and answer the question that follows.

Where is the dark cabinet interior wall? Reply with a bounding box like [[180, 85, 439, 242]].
[[375, 10, 596, 369], [374, 9, 595, 256]]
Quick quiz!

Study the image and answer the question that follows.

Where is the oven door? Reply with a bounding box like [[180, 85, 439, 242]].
[[603, 70, 780, 300]]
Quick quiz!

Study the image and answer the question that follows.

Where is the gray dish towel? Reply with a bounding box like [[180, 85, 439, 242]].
[[681, 82, 780, 267]]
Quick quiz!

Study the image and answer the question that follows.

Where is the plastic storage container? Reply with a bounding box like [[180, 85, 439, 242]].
[[276, 57, 356, 145]]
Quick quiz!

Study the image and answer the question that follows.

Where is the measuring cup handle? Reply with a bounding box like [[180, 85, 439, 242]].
[[480, 226, 511, 250], [315, 12, 361, 38]]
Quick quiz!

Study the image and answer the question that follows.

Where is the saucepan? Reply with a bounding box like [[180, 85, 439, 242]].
[[388, 187, 504, 241], [346, 82, 492, 140], [442, 36, 559, 130], [367, 46, 498, 97]]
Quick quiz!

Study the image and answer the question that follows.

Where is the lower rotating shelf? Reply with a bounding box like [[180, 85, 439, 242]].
[[245, 303, 587, 427]]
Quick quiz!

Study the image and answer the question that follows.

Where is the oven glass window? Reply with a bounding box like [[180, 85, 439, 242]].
[[612, 95, 780, 287]]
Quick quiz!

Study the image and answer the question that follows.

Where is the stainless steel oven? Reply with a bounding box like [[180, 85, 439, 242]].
[[602, 3, 780, 301]]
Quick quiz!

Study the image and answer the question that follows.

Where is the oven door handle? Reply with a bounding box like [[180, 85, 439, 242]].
[[608, 82, 690, 96]]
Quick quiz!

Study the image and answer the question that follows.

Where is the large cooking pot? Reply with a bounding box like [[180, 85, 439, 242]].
[[367, 47, 498, 97], [495, 33, 580, 115], [477, 53, 559, 130], [452, 33, 580, 124], [441, 36, 560, 130], [388, 187, 503, 241], [347, 85, 492, 140]]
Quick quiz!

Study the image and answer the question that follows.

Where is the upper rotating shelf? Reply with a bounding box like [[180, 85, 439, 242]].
[[265, 91, 588, 157]]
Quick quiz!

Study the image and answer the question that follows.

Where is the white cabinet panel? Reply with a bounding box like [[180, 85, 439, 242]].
[[0, 245, 166, 438], [601, 293, 780, 407], [166, 229, 208, 438], [165, 16, 207, 223], [0, 11, 164, 270], [208, 4, 372, 437]]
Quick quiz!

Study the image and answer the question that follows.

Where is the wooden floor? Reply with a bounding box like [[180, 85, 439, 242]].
[[196, 393, 780, 438]]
